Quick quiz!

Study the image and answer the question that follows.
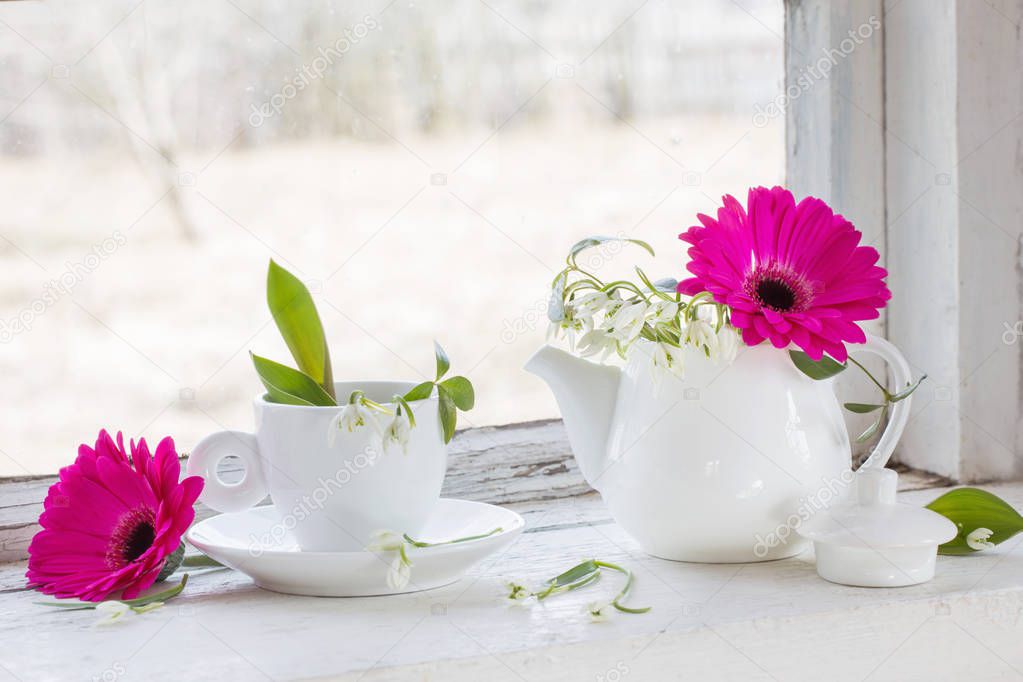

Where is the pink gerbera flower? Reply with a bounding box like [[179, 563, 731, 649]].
[[678, 186, 889, 362], [26, 430, 203, 601]]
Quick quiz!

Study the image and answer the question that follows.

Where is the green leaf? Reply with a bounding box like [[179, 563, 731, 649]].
[[789, 350, 847, 380], [250, 353, 336, 406], [437, 385, 457, 443], [890, 374, 928, 403], [438, 376, 474, 410], [568, 236, 655, 263], [546, 559, 600, 588], [844, 402, 885, 414], [404, 381, 435, 402], [927, 487, 1023, 555], [855, 406, 887, 443], [266, 260, 335, 399], [434, 340, 451, 381]]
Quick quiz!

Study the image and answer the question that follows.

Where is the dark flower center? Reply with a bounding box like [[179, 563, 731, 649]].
[[122, 521, 156, 564], [755, 278, 796, 311], [743, 262, 813, 313], [107, 507, 157, 569]]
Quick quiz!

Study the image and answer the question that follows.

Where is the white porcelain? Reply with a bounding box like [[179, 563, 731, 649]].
[[185, 499, 524, 597], [797, 468, 957, 587], [526, 334, 914, 563], [185, 381, 447, 553]]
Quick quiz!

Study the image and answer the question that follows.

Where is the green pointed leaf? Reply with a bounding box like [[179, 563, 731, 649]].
[[855, 406, 887, 443], [437, 385, 457, 443], [890, 374, 928, 403], [438, 376, 474, 410], [251, 353, 336, 406], [546, 559, 600, 589], [789, 350, 847, 380], [434, 341, 451, 381], [266, 260, 335, 399], [844, 402, 885, 414], [927, 487, 1023, 555], [404, 381, 435, 402]]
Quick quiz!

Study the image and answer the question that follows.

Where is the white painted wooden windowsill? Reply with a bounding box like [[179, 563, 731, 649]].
[[2, 421, 1022, 681]]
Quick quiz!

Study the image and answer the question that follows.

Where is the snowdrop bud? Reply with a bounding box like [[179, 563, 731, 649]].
[[717, 325, 740, 365]]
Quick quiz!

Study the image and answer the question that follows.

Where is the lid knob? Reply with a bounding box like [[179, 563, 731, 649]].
[[856, 467, 898, 506]]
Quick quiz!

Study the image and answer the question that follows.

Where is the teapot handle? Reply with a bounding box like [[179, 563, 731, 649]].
[[850, 334, 914, 471]]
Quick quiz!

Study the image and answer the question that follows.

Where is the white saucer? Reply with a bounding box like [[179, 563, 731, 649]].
[[185, 499, 525, 597]]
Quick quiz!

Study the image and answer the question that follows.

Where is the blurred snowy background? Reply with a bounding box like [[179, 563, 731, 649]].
[[0, 0, 783, 475]]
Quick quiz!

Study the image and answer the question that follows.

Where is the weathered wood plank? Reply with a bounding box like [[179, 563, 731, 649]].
[[0, 420, 585, 563]]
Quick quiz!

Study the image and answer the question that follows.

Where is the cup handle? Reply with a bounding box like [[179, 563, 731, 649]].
[[185, 431, 268, 513], [849, 333, 914, 471]]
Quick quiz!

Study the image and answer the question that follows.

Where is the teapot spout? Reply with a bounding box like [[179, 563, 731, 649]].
[[524, 345, 620, 488]]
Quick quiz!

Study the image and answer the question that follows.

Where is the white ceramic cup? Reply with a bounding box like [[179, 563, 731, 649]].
[[186, 381, 447, 552]]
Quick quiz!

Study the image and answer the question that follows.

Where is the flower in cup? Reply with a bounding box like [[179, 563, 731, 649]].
[[382, 411, 412, 454]]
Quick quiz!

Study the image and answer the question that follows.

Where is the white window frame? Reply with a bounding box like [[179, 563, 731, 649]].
[[786, 0, 1023, 481]]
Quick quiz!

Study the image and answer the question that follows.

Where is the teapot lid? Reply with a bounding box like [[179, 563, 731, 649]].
[[797, 468, 957, 587], [799, 468, 957, 548]]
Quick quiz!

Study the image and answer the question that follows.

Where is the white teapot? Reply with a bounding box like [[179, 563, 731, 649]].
[[526, 334, 912, 562]]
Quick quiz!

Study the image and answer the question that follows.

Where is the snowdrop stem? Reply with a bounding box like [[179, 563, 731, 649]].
[[592, 560, 650, 614], [401, 526, 503, 548]]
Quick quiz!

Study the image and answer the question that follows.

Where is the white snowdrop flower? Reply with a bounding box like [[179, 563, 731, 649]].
[[605, 301, 648, 344], [327, 401, 379, 446], [548, 311, 593, 352], [94, 601, 132, 627], [387, 554, 412, 590], [578, 329, 618, 362], [685, 318, 719, 359], [503, 582, 533, 607], [651, 342, 686, 382], [716, 325, 740, 365], [572, 291, 611, 318], [966, 527, 996, 551], [649, 299, 680, 324], [382, 411, 412, 454], [367, 529, 404, 553], [586, 601, 612, 623]]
